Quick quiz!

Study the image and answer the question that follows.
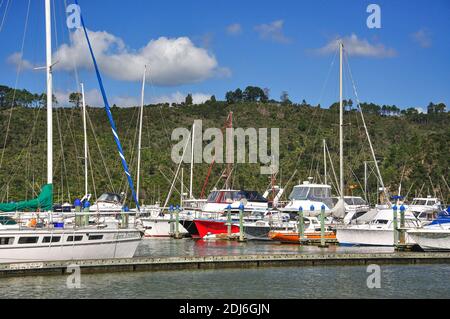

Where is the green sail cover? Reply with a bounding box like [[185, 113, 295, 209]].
[[0, 184, 53, 212]]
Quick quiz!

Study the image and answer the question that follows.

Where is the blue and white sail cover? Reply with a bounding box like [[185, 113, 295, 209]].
[[75, 0, 140, 211]]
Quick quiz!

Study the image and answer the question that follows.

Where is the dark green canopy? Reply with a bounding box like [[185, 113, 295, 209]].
[[0, 184, 53, 212]]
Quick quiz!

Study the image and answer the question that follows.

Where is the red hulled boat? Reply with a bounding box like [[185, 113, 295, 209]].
[[194, 219, 240, 239]]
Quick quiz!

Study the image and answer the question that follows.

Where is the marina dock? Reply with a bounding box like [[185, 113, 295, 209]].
[[2, 252, 450, 278]]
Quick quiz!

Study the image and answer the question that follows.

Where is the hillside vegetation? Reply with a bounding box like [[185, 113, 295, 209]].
[[0, 87, 449, 206]]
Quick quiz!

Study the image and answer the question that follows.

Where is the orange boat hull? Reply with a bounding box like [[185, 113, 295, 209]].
[[269, 231, 336, 243]]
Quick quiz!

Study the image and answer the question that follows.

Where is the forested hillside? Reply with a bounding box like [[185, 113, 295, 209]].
[[0, 85, 449, 206]]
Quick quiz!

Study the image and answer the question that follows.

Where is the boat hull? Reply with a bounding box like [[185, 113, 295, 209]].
[[142, 218, 188, 238], [194, 220, 239, 239], [408, 230, 450, 251], [243, 225, 271, 240], [269, 231, 336, 243], [337, 228, 416, 247], [0, 229, 142, 264], [180, 219, 200, 238]]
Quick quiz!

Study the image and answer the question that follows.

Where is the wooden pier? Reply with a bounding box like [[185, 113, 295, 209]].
[[1, 252, 450, 278]]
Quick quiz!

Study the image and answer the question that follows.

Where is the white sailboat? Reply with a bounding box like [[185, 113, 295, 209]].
[[131, 66, 188, 238], [281, 43, 347, 220], [0, 0, 142, 264], [334, 42, 419, 246]]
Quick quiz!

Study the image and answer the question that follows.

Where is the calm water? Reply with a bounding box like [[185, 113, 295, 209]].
[[134, 238, 394, 257], [1, 239, 450, 299]]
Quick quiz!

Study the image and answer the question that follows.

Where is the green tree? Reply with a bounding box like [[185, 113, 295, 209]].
[[280, 91, 292, 105], [435, 103, 447, 113], [185, 94, 193, 106], [69, 92, 82, 108], [225, 91, 234, 104]]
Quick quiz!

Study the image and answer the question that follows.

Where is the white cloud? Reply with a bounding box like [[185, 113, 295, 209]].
[[8, 29, 228, 86], [415, 107, 426, 114], [150, 92, 212, 105], [315, 34, 396, 58], [7, 52, 34, 70], [227, 23, 242, 35], [411, 29, 432, 48], [254, 20, 291, 44]]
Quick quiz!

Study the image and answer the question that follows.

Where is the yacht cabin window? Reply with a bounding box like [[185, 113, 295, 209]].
[[67, 236, 83, 242], [88, 235, 104, 241], [207, 191, 221, 202], [97, 193, 121, 202], [18, 237, 39, 244], [412, 199, 427, 206], [344, 198, 367, 205], [0, 237, 14, 245], [43, 236, 61, 243], [289, 186, 331, 200], [289, 187, 309, 200], [372, 219, 389, 225]]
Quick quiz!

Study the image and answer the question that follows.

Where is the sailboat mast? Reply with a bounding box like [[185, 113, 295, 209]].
[[339, 42, 344, 201], [189, 123, 195, 199], [225, 112, 233, 189], [323, 139, 327, 185], [81, 83, 88, 196], [136, 65, 146, 204], [45, 0, 53, 186]]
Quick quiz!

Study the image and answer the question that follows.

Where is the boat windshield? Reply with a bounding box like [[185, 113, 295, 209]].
[[289, 187, 309, 200], [344, 197, 367, 205], [372, 219, 389, 224], [208, 190, 268, 203], [289, 186, 331, 201], [411, 199, 427, 205], [207, 191, 221, 202], [97, 193, 121, 202], [237, 191, 267, 203]]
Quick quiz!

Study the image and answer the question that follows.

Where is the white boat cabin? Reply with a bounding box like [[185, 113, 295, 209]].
[[282, 182, 334, 213]]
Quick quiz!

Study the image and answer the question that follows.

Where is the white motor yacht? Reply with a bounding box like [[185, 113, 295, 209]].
[[0, 225, 142, 264], [336, 208, 421, 246]]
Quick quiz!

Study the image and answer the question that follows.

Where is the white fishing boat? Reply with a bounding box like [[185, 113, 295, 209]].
[[280, 181, 335, 217], [339, 196, 371, 224], [407, 209, 450, 251], [138, 206, 189, 238], [408, 229, 450, 251], [407, 196, 442, 224], [336, 208, 420, 246], [201, 189, 269, 214]]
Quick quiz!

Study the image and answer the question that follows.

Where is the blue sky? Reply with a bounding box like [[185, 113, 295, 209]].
[[0, 0, 449, 110]]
